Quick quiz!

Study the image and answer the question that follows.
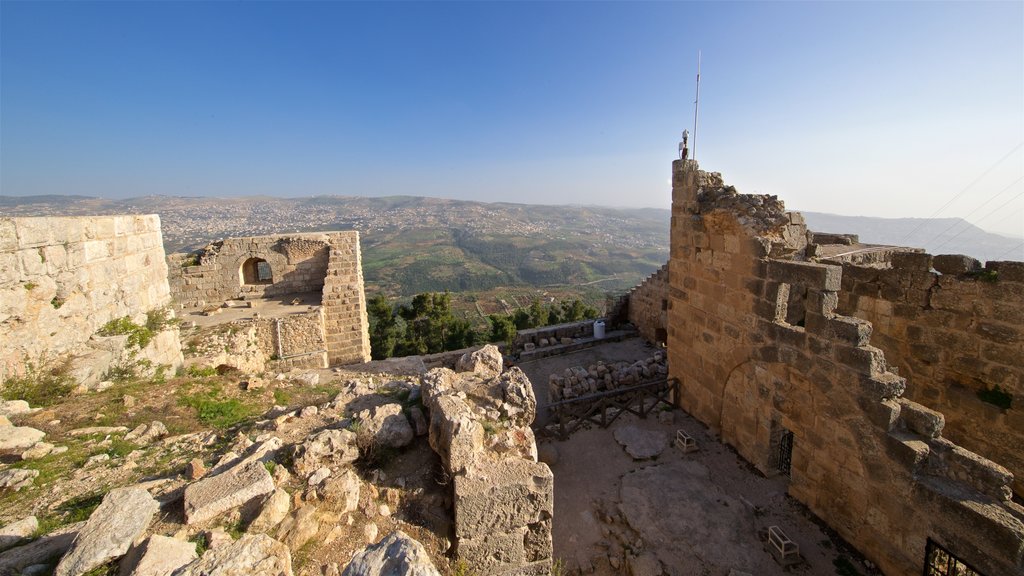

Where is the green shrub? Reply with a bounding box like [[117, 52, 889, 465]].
[[1, 357, 75, 407], [186, 365, 218, 378], [179, 382, 256, 429]]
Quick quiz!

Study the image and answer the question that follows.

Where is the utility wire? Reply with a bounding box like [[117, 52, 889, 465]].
[[932, 187, 1024, 252], [921, 175, 1024, 248], [899, 142, 1023, 245], [994, 240, 1024, 262]]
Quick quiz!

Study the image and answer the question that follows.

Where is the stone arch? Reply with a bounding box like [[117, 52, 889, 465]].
[[240, 257, 273, 285]]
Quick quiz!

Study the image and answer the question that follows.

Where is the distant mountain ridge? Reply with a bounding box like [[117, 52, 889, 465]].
[[1, 194, 1020, 264], [800, 212, 1023, 263]]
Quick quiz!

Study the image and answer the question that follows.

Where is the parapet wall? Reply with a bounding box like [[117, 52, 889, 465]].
[[626, 263, 669, 344], [826, 252, 1024, 497], [667, 160, 1023, 576], [0, 216, 183, 384]]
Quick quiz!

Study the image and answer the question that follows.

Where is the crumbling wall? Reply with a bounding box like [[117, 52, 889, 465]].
[[168, 233, 333, 308], [253, 310, 329, 370], [667, 159, 1023, 576], [0, 216, 183, 385], [828, 252, 1024, 497], [626, 263, 669, 344], [321, 233, 371, 366], [421, 346, 553, 575]]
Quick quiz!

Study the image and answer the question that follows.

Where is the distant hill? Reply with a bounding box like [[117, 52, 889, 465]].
[[800, 212, 1023, 263]]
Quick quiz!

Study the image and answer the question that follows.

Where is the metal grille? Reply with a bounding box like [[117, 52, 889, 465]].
[[924, 539, 983, 576], [777, 430, 794, 477]]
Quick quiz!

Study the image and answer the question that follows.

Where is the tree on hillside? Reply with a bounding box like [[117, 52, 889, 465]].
[[395, 291, 479, 356], [367, 294, 399, 360], [488, 314, 517, 346]]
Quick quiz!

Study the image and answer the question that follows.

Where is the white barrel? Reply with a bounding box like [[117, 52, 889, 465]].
[[594, 320, 606, 339]]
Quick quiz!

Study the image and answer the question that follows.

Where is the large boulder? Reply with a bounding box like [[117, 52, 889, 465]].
[[455, 345, 503, 379], [291, 429, 358, 479], [54, 487, 160, 576], [0, 516, 37, 553], [174, 534, 292, 576], [184, 460, 275, 525], [0, 522, 82, 575], [319, 469, 361, 513], [248, 489, 292, 534], [0, 426, 45, 454], [119, 534, 197, 576], [356, 403, 413, 449], [498, 367, 536, 427], [340, 530, 441, 576]]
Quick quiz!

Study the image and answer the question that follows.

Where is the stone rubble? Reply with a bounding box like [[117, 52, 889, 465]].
[[340, 530, 441, 576], [548, 352, 667, 402]]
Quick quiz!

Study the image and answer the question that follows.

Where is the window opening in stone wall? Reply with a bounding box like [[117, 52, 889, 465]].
[[769, 425, 794, 477], [774, 283, 808, 328], [241, 257, 273, 285], [924, 539, 983, 576], [661, 299, 669, 311]]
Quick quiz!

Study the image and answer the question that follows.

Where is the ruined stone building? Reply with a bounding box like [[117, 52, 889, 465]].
[[167, 232, 371, 368], [648, 159, 1024, 575], [0, 216, 183, 386]]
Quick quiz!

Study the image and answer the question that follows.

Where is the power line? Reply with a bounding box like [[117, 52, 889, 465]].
[[932, 187, 1024, 252], [899, 141, 1023, 245], [921, 175, 1023, 248], [994, 240, 1024, 262]]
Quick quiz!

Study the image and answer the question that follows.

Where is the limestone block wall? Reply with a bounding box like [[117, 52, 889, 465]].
[[252, 310, 328, 370], [626, 263, 669, 344], [513, 320, 597, 352], [829, 253, 1024, 497], [168, 233, 333, 308], [667, 160, 1023, 576], [322, 233, 371, 366], [0, 216, 183, 383]]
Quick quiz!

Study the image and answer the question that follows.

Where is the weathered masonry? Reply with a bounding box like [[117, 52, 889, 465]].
[[0, 216, 183, 385], [168, 232, 371, 367], [625, 263, 669, 345], [666, 160, 1023, 576]]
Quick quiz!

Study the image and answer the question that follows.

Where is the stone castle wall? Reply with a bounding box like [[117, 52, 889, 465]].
[[626, 263, 669, 344], [826, 252, 1024, 497], [168, 232, 334, 308], [667, 160, 1023, 576], [0, 216, 183, 384], [171, 231, 370, 367]]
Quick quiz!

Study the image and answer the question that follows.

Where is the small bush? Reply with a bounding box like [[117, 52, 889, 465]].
[[23, 282, 37, 290], [186, 365, 218, 378], [51, 296, 65, 309], [98, 316, 154, 349], [273, 389, 290, 405], [179, 382, 256, 429], [2, 357, 75, 407]]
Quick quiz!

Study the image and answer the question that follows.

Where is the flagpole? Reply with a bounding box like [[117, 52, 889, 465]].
[[692, 50, 701, 162]]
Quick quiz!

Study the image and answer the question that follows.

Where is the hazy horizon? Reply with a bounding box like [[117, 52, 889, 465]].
[[1, 2, 1021, 238]]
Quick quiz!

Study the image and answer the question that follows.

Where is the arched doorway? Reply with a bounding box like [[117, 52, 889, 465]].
[[240, 257, 273, 285]]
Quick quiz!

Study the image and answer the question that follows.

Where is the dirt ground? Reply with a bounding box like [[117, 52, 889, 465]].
[[525, 337, 879, 576]]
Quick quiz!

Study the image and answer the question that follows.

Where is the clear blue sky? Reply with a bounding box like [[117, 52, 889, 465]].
[[2, 1, 1022, 236]]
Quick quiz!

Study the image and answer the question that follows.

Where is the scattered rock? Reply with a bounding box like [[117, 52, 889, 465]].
[[243, 379, 265, 391], [0, 521, 82, 574], [248, 488, 292, 534], [277, 506, 320, 551], [613, 425, 668, 460], [0, 515, 38, 553], [319, 469, 360, 513], [0, 426, 45, 453], [123, 395, 136, 408], [299, 406, 318, 419], [125, 421, 168, 445], [341, 530, 441, 576], [0, 416, 11, 427], [54, 487, 160, 576], [21, 441, 55, 460], [455, 345, 503, 378], [185, 458, 207, 481], [0, 400, 31, 417], [292, 429, 358, 479], [408, 406, 428, 437], [356, 403, 414, 449], [174, 533, 293, 576], [204, 529, 234, 550], [307, 467, 331, 487], [0, 468, 38, 490], [184, 460, 276, 525], [68, 426, 127, 437], [119, 534, 198, 576], [362, 523, 379, 544], [294, 372, 320, 387], [86, 453, 111, 467]]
